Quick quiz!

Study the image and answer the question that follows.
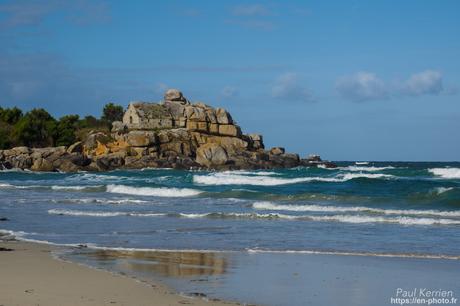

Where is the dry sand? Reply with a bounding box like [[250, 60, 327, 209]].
[[0, 240, 236, 306]]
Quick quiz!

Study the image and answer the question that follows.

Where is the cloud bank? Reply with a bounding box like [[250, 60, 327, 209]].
[[336, 70, 449, 102], [335, 72, 387, 102], [402, 70, 443, 96], [271, 73, 314, 102]]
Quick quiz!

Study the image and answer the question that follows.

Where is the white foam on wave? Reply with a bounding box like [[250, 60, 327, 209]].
[[177, 212, 298, 219], [51, 198, 149, 204], [51, 185, 103, 191], [193, 172, 395, 186], [253, 201, 460, 217], [429, 168, 460, 179], [1, 183, 103, 191], [193, 173, 338, 186], [309, 215, 460, 225], [106, 184, 202, 197], [340, 173, 394, 180], [246, 249, 460, 260], [223, 170, 279, 176], [48, 209, 165, 217], [434, 187, 455, 195], [339, 166, 396, 172], [355, 162, 369, 165], [0, 183, 46, 189], [181, 212, 460, 225], [45, 208, 460, 225], [67, 173, 128, 182]]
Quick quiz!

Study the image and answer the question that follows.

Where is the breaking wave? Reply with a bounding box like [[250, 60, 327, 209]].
[[223, 170, 279, 176], [51, 198, 148, 204], [340, 173, 394, 180], [46, 209, 460, 226], [434, 187, 455, 195], [252, 201, 460, 217], [193, 173, 315, 186], [51, 185, 103, 191], [307, 215, 460, 225], [339, 166, 396, 172], [106, 184, 203, 197], [429, 168, 460, 179], [0, 183, 103, 191], [48, 209, 166, 217], [193, 172, 395, 186]]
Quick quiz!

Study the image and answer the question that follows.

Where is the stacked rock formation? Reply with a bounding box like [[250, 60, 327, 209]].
[[0, 89, 336, 172]]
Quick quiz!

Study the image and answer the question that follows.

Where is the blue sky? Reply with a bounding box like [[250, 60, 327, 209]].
[[0, 0, 459, 161]]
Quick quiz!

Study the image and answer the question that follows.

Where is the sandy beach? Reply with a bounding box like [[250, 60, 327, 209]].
[[0, 240, 236, 306]]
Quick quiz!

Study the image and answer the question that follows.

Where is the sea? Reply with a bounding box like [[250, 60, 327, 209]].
[[1, 162, 460, 306]]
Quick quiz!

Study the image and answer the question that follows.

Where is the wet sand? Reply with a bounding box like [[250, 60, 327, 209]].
[[0, 240, 237, 306], [64, 247, 460, 306]]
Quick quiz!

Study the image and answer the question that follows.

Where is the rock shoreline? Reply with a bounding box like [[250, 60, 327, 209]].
[[0, 89, 336, 172]]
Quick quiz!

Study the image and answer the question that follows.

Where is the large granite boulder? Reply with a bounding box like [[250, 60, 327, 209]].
[[196, 143, 228, 168], [125, 131, 157, 147], [111, 121, 127, 133], [215, 108, 233, 124], [164, 89, 187, 104], [218, 124, 241, 137], [67, 141, 83, 154], [31, 157, 54, 171], [270, 147, 285, 155], [84, 132, 112, 151]]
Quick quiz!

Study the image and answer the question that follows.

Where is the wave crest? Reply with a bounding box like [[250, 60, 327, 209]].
[[48, 209, 165, 217], [106, 184, 202, 197], [46, 208, 460, 226], [193, 172, 395, 186], [252, 201, 460, 217], [429, 168, 460, 179]]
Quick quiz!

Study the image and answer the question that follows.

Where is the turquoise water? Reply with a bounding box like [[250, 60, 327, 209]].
[[1, 162, 460, 257]]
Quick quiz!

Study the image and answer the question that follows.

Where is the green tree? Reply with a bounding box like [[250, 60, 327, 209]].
[[55, 115, 79, 146], [0, 107, 23, 124], [78, 115, 100, 129], [101, 103, 124, 124], [13, 108, 57, 147], [0, 121, 13, 149]]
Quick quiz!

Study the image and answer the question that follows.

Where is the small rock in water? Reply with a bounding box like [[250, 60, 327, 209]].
[[189, 292, 207, 298], [0, 247, 14, 251], [0, 217, 9, 221]]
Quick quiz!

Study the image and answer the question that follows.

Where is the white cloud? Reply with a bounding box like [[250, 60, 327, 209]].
[[335, 72, 387, 102], [402, 70, 443, 96], [271, 72, 314, 102], [227, 4, 274, 30], [336, 70, 452, 102], [0, 0, 111, 29], [225, 19, 274, 30], [221, 86, 238, 98], [231, 4, 271, 16]]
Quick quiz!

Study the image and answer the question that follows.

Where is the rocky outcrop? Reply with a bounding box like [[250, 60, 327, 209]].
[[0, 89, 336, 172]]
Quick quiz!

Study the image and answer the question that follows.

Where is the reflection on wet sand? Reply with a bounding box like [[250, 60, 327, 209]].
[[77, 249, 228, 278]]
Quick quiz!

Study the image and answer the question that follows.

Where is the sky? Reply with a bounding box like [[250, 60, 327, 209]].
[[0, 0, 459, 161]]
